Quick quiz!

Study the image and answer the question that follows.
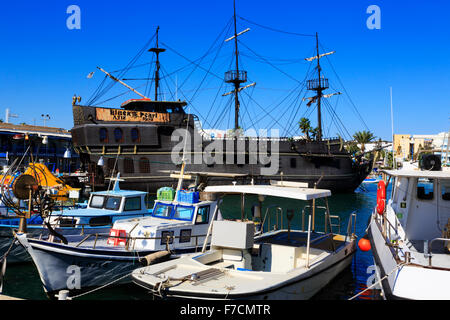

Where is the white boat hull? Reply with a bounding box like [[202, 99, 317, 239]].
[[133, 240, 356, 300], [368, 215, 450, 300]]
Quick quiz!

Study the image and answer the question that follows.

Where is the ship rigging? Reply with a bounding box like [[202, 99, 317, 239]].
[[70, 2, 373, 194]]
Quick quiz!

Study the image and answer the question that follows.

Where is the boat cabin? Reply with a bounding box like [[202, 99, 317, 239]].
[[387, 170, 450, 242], [47, 188, 150, 229], [109, 197, 223, 252]]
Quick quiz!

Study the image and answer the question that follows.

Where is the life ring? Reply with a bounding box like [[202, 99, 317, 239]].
[[376, 180, 386, 215]]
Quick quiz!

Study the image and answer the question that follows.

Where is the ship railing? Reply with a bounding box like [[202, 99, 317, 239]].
[[201, 136, 342, 142], [426, 237, 450, 267], [260, 205, 283, 234], [259, 204, 344, 236], [374, 208, 407, 263], [0, 204, 84, 220], [301, 205, 342, 235], [71, 232, 209, 253]]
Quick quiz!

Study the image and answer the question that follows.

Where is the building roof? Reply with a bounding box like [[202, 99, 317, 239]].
[[0, 123, 70, 137]]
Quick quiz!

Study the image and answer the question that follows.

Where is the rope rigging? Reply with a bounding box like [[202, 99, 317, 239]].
[[81, 16, 370, 142]]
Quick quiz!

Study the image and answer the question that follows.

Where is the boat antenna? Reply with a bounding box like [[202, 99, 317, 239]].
[[390, 86, 396, 169], [96, 66, 150, 100], [149, 26, 166, 101], [223, 0, 254, 133], [304, 33, 338, 141]]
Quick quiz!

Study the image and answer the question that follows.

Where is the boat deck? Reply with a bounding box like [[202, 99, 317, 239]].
[[407, 239, 450, 269], [256, 230, 346, 252]]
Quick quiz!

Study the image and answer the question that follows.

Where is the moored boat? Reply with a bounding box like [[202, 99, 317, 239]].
[[16, 178, 224, 297], [367, 155, 450, 299], [132, 182, 358, 300]]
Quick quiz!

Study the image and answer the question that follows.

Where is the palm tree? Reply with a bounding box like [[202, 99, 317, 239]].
[[353, 130, 376, 153], [345, 141, 360, 155], [298, 117, 312, 141]]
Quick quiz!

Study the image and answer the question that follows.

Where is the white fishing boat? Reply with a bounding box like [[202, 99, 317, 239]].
[[16, 179, 223, 297], [366, 155, 450, 299], [132, 182, 357, 300]]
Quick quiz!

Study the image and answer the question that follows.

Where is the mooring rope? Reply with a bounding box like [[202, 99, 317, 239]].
[[67, 272, 132, 300], [348, 261, 409, 300]]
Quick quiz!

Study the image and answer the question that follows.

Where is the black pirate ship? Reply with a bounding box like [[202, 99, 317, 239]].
[[70, 5, 372, 194]]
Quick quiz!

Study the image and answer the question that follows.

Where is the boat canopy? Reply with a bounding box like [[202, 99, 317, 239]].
[[204, 184, 331, 200], [383, 169, 450, 180]]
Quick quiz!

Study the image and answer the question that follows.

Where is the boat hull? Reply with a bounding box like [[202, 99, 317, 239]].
[[0, 225, 115, 264], [368, 214, 450, 300], [71, 105, 373, 194], [133, 240, 356, 300], [17, 236, 200, 296]]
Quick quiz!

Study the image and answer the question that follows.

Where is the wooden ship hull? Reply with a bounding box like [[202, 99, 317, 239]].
[[71, 103, 372, 194]]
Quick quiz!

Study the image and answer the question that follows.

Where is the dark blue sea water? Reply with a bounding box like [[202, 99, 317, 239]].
[[1, 182, 384, 300]]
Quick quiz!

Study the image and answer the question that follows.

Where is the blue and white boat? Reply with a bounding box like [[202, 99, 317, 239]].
[[17, 183, 223, 296], [1, 175, 152, 263]]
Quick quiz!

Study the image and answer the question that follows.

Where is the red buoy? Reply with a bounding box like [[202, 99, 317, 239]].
[[376, 180, 386, 215], [358, 237, 371, 252]]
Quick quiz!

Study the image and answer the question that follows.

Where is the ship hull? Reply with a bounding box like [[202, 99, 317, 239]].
[[71, 105, 372, 194]]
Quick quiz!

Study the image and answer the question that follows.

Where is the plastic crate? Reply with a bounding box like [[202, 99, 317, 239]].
[[177, 190, 200, 204], [157, 187, 175, 201]]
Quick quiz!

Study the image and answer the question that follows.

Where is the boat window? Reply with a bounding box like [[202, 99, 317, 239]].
[[179, 229, 192, 243], [105, 197, 122, 211], [99, 128, 108, 143], [290, 158, 297, 168], [442, 182, 450, 201], [114, 128, 123, 142], [124, 197, 141, 211], [173, 206, 194, 221], [196, 206, 210, 224], [153, 204, 173, 218], [160, 231, 174, 245], [131, 128, 140, 143], [139, 157, 150, 173], [417, 178, 434, 200], [90, 195, 105, 208], [124, 158, 134, 174], [89, 216, 112, 227], [107, 158, 118, 175]]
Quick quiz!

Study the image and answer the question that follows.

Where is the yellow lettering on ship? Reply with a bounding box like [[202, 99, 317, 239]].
[[95, 108, 170, 123]]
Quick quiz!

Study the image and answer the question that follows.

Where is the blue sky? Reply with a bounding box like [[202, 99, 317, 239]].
[[0, 0, 449, 141]]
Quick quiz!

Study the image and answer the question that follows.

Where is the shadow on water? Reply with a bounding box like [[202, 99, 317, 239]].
[[2, 182, 387, 300]]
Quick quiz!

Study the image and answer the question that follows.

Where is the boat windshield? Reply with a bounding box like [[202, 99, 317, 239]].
[[105, 197, 122, 210], [151, 203, 195, 221], [173, 206, 195, 221], [152, 203, 173, 218], [89, 195, 122, 211]]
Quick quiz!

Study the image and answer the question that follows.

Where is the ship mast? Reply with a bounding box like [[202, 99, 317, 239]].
[[232, 2, 240, 131], [223, 0, 254, 132], [304, 33, 340, 141], [149, 26, 166, 101]]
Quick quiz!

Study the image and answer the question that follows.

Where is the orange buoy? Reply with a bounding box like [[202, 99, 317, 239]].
[[376, 180, 386, 215], [358, 237, 371, 252]]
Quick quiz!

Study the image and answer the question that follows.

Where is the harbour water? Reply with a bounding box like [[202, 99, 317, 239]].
[[1, 182, 384, 300]]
